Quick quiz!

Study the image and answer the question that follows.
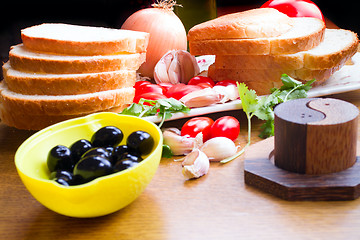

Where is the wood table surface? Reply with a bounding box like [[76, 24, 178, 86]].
[[1, 89, 360, 240], [1, 5, 360, 240]]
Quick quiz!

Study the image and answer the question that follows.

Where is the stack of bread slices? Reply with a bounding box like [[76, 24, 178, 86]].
[[0, 23, 149, 130], [188, 8, 359, 95]]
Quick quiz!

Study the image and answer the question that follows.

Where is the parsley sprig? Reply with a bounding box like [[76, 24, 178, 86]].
[[120, 98, 190, 128], [221, 74, 314, 163]]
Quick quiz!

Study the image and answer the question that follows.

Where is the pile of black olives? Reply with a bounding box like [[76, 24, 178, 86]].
[[47, 126, 154, 186]]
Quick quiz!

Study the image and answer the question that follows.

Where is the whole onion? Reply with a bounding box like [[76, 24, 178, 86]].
[[121, 0, 187, 78]]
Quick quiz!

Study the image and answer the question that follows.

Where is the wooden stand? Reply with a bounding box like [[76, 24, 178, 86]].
[[244, 98, 360, 201]]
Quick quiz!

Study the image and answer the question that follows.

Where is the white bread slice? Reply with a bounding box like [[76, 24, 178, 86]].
[[189, 17, 325, 55], [187, 8, 293, 41], [214, 29, 359, 70], [9, 44, 146, 74], [0, 105, 126, 130], [21, 23, 150, 55], [0, 81, 135, 116], [2, 61, 136, 95]]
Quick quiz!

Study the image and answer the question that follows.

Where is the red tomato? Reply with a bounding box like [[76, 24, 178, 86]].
[[210, 116, 240, 141], [197, 82, 214, 89], [188, 76, 215, 87], [165, 84, 202, 100], [134, 80, 151, 89], [157, 82, 174, 94], [136, 84, 164, 96], [181, 117, 214, 142], [261, 0, 324, 22], [215, 80, 237, 87], [133, 92, 167, 105]]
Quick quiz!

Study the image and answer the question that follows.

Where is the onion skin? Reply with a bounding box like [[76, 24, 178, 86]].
[[121, 8, 187, 78]]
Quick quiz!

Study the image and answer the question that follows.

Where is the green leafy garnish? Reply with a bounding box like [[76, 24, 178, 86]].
[[220, 74, 314, 163], [120, 98, 190, 128]]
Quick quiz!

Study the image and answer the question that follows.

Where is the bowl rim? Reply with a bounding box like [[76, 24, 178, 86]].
[[15, 112, 163, 189]]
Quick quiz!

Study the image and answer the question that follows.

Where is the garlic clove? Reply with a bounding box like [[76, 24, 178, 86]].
[[213, 85, 240, 103], [179, 88, 224, 108], [200, 137, 238, 161], [154, 50, 199, 84], [162, 128, 196, 155], [182, 149, 209, 180]]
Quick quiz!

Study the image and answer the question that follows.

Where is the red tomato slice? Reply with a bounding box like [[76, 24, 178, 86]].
[[261, 0, 324, 22], [165, 84, 202, 100], [134, 80, 151, 89], [188, 76, 215, 87], [215, 80, 237, 87], [135, 84, 165, 96], [181, 117, 214, 142], [210, 116, 240, 141], [133, 92, 167, 105], [157, 82, 174, 94]]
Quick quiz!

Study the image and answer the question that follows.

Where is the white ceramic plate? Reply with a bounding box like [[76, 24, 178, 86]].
[[144, 53, 360, 123]]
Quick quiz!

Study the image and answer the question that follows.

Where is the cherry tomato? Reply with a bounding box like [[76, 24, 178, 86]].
[[157, 82, 174, 94], [165, 84, 202, 100], [197, 82, 214, 89], [188, 76, 215, 87], [135, 84, 164, 96], [134, 80, 151, 89], [215, 80, 237, 87], [261, 0, 324, 22], [210, 116, 240, 141], [133, 92, 167, 105], [181, 117, 214, 142]]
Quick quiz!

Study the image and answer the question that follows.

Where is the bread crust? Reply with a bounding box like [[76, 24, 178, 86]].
[[9, 44, 146, 74], [21, 23, 150, 55], [188, 8, 293, 41], [0, 105, 127, 130], [0, 82, 135, 116], [3, 62, 136, 95]]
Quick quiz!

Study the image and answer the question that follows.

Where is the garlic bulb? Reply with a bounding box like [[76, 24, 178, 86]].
[[154, 50, 200, 84], [200, 137, 237, 161], [182, 149, 210, 179], [179, 88, 224, 108]]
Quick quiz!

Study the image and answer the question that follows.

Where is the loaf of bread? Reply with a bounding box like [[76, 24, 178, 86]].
[[21, 23, 150, 55], [188, 8, 358, 94], [1, 23, 148, 130]]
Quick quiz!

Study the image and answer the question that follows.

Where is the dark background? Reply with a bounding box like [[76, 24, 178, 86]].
[[0, 0, 358, 71]]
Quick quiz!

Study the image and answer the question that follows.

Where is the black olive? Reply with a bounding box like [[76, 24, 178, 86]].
[[111, 145, 141, 164], [50, 170, 73, 182], [126, 131, 154, 155], [47, 145, 72, 172], [70, 139, 92, 164], [91, 126, 123, 148], [56, 178, 70, 186], [73, 156, 112, 183], [113, 159, 139, 172], [81, 147, 111, 160]]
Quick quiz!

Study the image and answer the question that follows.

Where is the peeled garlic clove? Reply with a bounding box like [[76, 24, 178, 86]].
[[213, 85, 240, 103], [182, 149, 209, 180], [162, 128, 195, 155], [154, 50, 199, 84], [200, 137, 237, 161], [179, 88, 224, 108]]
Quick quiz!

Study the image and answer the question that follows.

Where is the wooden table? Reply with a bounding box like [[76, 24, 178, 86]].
[[1, 88, 360, 239]]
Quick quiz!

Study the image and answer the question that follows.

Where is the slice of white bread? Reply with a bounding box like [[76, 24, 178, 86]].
[[208, 63, 346, 95], [189, 17, 325, 55], [214, 29, 359, 70], [0, 81, 135, 116], [2, 61, 136, 95], [0, 105, 126, 130], [9, 44, 146, 74], [21, 23, 150, 55], [187, 8, 293, 41]]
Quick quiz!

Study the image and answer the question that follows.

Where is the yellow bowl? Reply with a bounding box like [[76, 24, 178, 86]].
[[15, 112, 163, 218]]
